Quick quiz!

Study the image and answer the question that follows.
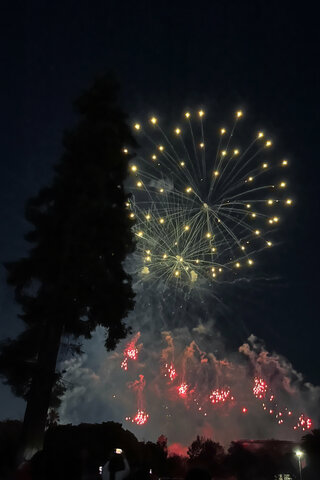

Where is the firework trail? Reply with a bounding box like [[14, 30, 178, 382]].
[[126, 374, 149, 425], [121, 332, 141, 371]]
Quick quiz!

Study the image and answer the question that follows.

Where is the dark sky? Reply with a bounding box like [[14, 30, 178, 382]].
[[1, 0, 320, 419]]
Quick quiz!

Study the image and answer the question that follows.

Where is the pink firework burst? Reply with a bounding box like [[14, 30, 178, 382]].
[[131, 409, 149, 425], [126, 346, 138, 360], [294, 414, 312, 431], [178, 383, 188, 397], [253, 377, 268, 399], [209, 388, 231, 405]]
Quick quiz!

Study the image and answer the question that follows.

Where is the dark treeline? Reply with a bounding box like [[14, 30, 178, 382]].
[[1, 420, 319, 479]]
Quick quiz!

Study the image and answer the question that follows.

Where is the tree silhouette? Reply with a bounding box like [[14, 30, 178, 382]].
[[187, 435, 225, 477], [301, 429, 320, 479], [0, 75, 136, 458]]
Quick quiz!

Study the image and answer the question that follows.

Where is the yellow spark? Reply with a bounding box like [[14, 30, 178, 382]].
[[158, 145, 164, 151], [185, 112, 191, 118], [241, 246, 245, 250], [267, 199, 274, 205], [175, 128, 181, 135], [248, 176, 254, 182], [211, 247, 216, 252], [163, 253, 168, 259], [265, 140, 272, 147], [262, 163, 268, 168], [267, 241, 272, 247], [180, 161, 185, 167], [186, 187, 192, 193], [234, 149, 239, 155], [236, 110, 243, 118], [255, 229, 260, 235], [160, 188, 164, 193], [174, 270, 180, 277], [273, 216, 279, 222], [280, 181, 286, 188], [145, 256, 151, 261], [212, 272, 216, 278], [152, 154, 157, 160], [184, 225, 190, 231], [134, 123, 141, 130], [258, 131, 264, 138], [268, 219, 274, 224], [130, 165, 138, 172], [235, 262, 241, 268], [125, 202, 130, 207], [221, 150, 227, 156], [246, 204, 251, 208], [211, 267, 215, 272], [137, 231, 143, 237], [251, 213, 256, 218], [150, 117, 157, 125], [219, 268, 222, 272], [206, 232, 212, 239], [286, 198, 292, 205], [248, 259, 254, 265], [129, 213, 135, 219], [200, 142, 205, 148], [145, 214, 151, 220], [136, 181, 143, 188], [198, 110, 205, 117], [213, 170, 219, 177], [146, 250, 151, 254], [123, 148, 128, 154], [220, 128, 226, 135], [159, 218, 165, 224], [195, 259, 200, 264], [282, 159, 288, 166]]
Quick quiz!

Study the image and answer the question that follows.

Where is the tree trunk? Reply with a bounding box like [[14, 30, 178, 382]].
[[21, 321, 63, 459]]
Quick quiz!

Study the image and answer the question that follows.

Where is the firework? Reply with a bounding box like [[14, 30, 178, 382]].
[[294, 414, 312, 431], [164, 363, 177, 381], [125, 109, 292, 288], [121, 333, 141, 370], [178, 383, 188, 397], [253, 377, 268, 399], [209, 388, 233, 405]]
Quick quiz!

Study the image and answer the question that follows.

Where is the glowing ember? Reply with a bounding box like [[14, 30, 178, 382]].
[[178, 383, 188, 396], [253, 377, 268, 399], [242, 407, 248, 413], [209, 388, 231, 405]]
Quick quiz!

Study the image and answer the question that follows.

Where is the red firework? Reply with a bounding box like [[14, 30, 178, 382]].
[[121, 333, 141, 370], [253, 377, 268, 399], [178, 383, 188, 397], [209, 388, 232, 405], [126, 409, 149, 426], [164, 363, 177, 381], [294, 414, 312, 431], [121, 357, 128, 371]]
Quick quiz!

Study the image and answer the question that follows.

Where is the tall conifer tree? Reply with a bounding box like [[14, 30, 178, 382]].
[[0, 76, 136, 457]]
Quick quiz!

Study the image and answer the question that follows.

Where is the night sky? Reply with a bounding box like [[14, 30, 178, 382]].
[[1, 0, 320, 426]]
